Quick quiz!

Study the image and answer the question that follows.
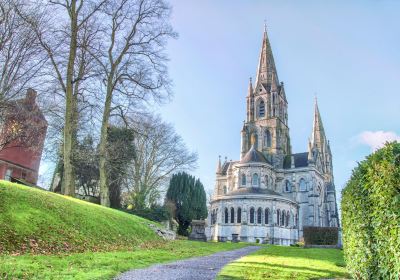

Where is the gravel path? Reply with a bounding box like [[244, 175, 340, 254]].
[[115, 246, 260, 280]]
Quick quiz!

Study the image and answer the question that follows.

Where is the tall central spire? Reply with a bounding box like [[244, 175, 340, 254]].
[[255, 25, 279, 87]]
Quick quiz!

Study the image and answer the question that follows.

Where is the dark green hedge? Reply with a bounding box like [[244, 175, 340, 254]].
[[124, 205, 171, 222], [303, 226, 338, 245], [341, 142, 400, 279]]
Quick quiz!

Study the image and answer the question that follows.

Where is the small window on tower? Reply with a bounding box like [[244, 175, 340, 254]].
[[241, 174, 246, 186], [285, 180, 291, 192], [259, 101, 265, 118]]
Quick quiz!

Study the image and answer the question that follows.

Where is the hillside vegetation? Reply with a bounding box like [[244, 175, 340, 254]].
[[0, 181, 160, 254]]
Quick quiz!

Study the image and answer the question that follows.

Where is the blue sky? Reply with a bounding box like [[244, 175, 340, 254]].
[[158, 0, 400, 205]]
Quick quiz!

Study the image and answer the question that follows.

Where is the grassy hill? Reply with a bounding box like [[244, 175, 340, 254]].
[[0, 181, 160, 255]]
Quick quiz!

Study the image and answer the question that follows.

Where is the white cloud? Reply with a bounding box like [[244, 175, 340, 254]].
[[357, 130, 400, 151]]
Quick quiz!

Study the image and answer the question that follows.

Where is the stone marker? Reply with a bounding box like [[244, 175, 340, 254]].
[[189, 220, 207, 241]]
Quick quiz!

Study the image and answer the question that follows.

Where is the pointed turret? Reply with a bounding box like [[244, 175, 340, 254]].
[[255, 25, 279, 89], [247, 77, 253, 97], [246, 78, 255, 122], [216, 155, 222, 174]]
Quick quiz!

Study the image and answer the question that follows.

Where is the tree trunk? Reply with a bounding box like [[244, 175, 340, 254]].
[[98, 74, 114, 206], [62, 0, 78, 197]]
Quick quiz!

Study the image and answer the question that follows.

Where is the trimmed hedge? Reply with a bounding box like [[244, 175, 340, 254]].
[[303, 226, 338, 246], [341, 142, 400, 279]]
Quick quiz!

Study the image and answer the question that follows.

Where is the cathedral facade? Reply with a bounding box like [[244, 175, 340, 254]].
[[206, 27, 339, 245]]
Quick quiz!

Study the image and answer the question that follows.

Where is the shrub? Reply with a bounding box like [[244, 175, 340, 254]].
[[303, 226, 338, 246], [341, 142, 400, 279], [125, 205, 171, 222]]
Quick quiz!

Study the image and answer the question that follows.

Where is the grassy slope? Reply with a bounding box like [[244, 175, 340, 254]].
[[0, 181, 160, 254], [218, 245, 350, 280], [0, 240, 247, 279]]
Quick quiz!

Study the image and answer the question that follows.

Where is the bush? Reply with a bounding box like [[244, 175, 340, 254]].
[[341, 142, 400, 279], [303, 226, 338, 246], [125, 205, 171, 222]]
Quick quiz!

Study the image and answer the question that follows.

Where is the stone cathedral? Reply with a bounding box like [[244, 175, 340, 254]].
[[206, 27, 339, 245]]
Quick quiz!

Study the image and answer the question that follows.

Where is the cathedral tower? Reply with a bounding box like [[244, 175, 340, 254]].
[[241, 26, 291, 166]]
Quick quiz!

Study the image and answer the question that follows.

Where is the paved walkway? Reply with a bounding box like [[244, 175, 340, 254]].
[[116, 246, 260, 280]]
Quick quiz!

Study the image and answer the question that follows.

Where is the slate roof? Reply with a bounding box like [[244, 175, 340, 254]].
[[221, 162, 231, 174], [240, 145, 269, 164], [228, 187, 282, 196], [283, 152, 309, 169]]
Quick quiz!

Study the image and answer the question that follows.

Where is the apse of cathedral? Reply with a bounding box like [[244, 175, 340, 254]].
[[206, 27, 339, 245]]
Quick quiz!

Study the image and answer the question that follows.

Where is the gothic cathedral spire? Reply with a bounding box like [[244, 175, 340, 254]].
[[255, 25, 279, 89], [308, 98, 332, 175], [310, 98, 326, 150]]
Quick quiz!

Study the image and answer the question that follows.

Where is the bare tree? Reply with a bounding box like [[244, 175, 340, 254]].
[[0, 0, 44, 102], [92, 0, 176, 206], [125, 114, 197, 209], [22, 0, 106, 196], [0, 0, 47, 153]]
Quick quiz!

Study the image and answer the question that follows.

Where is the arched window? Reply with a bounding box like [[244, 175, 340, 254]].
[[295, 214, 298, 227], [285, 180, 291, 192], [252, 173, 259, 187], [230, 207, 235, 223], [258, 100, 265, 118], [264, 130, 271, 148], [224, 208, 229, 224], [237, 207, 242, 223], [241, 174, 246, 186], [265, 175, 269, 188], [286, 212, 290, 227], [223, 186, 227, 194], [265, 208, 269, 224], [250, 207, 255, 224], [257, 207, 262, 224], [276, 210, 280, 225], [211, 209, 216, 225], [281, 210, 285, 226], [299, 178, 307, 192]]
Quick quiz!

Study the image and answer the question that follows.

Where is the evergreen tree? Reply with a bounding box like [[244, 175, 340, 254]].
[[106, 126, 136, 209], [166, 172, 207, 236]]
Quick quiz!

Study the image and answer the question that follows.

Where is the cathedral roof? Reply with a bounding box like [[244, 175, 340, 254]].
[[228, 187, 282, 196], [240, 145, 269, 164], [283, 152, 309, 169]]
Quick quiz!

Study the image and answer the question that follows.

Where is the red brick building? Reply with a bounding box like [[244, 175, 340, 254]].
[[0, 89, 47, 185]]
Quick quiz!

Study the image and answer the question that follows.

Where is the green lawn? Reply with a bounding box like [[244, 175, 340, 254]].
[[0, 240, 247, 279], [0, 181, 160, 254], [0, 181, 350, 280], [217, 245, 350, 280]]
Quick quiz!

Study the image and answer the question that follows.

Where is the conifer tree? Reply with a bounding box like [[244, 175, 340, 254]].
[[166, 172, 207, 236]]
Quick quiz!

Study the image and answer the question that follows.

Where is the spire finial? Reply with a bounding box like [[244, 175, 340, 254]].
[[264, 20, 267, 33]]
